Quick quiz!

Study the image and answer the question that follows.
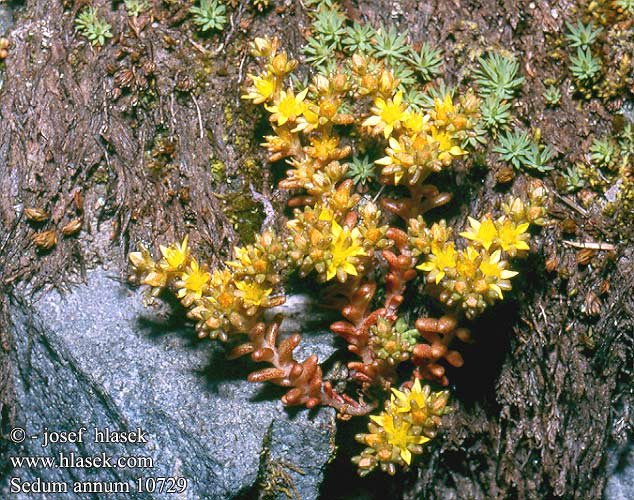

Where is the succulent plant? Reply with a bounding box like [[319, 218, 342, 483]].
[[570, 47, 602, 83], [543, 85, 562, 106], [75, 7, 113, 47], [190, 0, 227, 32], [472, 52, 525, 99], [565, 20, 603, 49]]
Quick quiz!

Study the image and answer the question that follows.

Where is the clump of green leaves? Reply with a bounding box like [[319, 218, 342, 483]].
[[303, 3, 349, 73], [391, 62, 416, 87], [543, 85, 562, 106], [403, 87, 426, 112], [124, 0, 150, 17], [561, 164, 585, 193], [75, 7, 113, 47], [565, 21, 603, 49], [493, 130, 532, 169], [524, 142, 555, 173], [619, 123, 634, 162], [346, 155, 376, 185], [303, 6, 442, 91], [311, 4, 347, 48], [479, 96, 512, 136], [472, 52, 525, 100], [407, 43, 443, 82], [302, 37, 337, 73], [190, 0, 227, 32], [493, 129, 554, 172], [342, 21, 376, 54], [570, 48, 602, 82], [590, 137, 620, 170], [371, 26, 410, 65]]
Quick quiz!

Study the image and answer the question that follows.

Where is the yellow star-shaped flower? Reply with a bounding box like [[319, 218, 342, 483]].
[[160, 235, 189, 271], [460, 217, 497, 251]]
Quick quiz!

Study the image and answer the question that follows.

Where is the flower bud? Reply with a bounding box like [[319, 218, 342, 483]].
[[379, 70, 397, 95], [251, 37, 273, 57], [314, 74, 329, 93], [24, 208, 49, 222], [332, 72, 347, 92], [496, 167, 515, 184], [361, 74, 377, 92], [270, 53, 297, 75], [32, 230, 57, 250], [61, 218, 82, 236], [350, 53, 367, 73]]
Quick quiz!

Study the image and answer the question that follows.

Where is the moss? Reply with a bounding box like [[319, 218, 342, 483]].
[[93, 165, 110, 184], [611, 177, 634, 239], [210, 156, 226, 184], [224, 104, 234, 128], [222, 192, 265, 243]]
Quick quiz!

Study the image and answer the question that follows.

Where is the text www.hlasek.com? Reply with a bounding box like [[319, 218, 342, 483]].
[[10, 452, 154, 469]]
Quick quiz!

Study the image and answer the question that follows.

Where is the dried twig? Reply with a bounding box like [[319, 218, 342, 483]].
[[562, 240, 616, 251]]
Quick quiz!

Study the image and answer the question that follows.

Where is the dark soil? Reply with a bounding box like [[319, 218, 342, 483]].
[[0, 1, 632, 499]]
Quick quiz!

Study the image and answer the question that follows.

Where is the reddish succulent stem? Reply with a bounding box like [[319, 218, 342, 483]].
[[229, 315, 375, 416], [381, 184, 452, 220], [383, 227, 417, 313], [412, 314, 472, 386], [329, 227, 418, 389]]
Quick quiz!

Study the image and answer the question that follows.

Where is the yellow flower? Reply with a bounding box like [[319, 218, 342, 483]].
[[208, 269, 236, 309], [160, 235, 189, 271], [362, 90, 408, 138], [496, 219, 530, 255], [416, 241, 457, 284], [434, 94, 455, 123], [292, 102, 320, 133], [391, 378, 427, 413], [403, 111, 429, 134], [234, 280, 273, 307], [227, 245, 253, 270], [242, 72, 277, 104], [375, 136, 416, 184], [304, 134, 347, 163], [430, 127, 465, 157], [479, 250, 518, 299], [455, 246, 479, 280], [318, 206, 335, 222], [369, 413, 429, 465], [391, 379, 450, 426], [460, 217, 497, 251], [326, 220, 367, 282], [430, 127, 453, 152], [178, 259, 211, 301], [265, 88, 308, 126], [210, 268, 233, 288]]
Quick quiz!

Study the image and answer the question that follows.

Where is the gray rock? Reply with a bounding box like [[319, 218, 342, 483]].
[[1, 268, 336, 500], [0, 3, 13, 35], [605, 441, 634, 500]]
